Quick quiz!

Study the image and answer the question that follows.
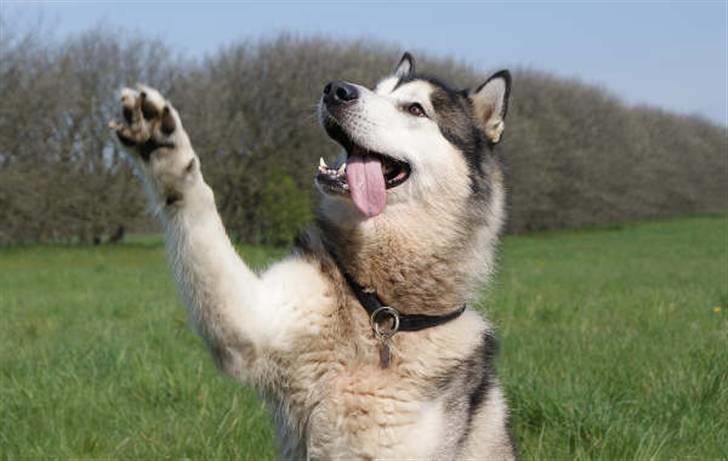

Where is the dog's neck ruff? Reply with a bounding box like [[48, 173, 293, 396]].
[[323, 239, 467, 367], [342, 270, 467, 334], [343, 271, 466, 368]]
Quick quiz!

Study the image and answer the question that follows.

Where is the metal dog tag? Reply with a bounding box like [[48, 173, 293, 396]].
[[378, 340, 391, 369], [370, 306, 400, 369]]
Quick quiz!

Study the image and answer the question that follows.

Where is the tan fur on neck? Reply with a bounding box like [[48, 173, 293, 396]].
[[318, 170, 505, 316]]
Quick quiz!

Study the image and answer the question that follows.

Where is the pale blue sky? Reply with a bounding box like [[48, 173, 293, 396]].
[[3, 1, 727, 125]]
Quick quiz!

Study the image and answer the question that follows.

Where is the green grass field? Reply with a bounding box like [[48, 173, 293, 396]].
[[1, 216, 726, 459]]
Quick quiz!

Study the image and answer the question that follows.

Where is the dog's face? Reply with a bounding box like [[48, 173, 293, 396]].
[[316, 53, 510, 224]]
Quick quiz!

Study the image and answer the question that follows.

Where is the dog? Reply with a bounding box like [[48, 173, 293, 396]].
[[110, 52, 515, 460]]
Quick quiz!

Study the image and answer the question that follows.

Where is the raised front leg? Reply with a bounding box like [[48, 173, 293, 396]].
[[109, 86, 268, 380]]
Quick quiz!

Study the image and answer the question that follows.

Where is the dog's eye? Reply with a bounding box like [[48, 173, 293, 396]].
[[406, 103, 427, 118]]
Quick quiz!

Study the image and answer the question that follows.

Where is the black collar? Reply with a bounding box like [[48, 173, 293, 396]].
[[322, 239, 467, 337], [340, 267, 467, 335]]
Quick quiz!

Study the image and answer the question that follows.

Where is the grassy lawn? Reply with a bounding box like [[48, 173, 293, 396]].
[[1, 215, 726, 459]]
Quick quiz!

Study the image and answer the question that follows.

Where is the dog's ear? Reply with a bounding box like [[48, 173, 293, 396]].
[[469, 70, 511, 144], [394, 52, 415, 79]]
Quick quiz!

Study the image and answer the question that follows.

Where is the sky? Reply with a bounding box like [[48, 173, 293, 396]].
[[3, 1, 727, 125]]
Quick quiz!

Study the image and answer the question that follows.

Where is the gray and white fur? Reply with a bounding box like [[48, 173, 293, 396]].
[[110, 52, 516, 460]]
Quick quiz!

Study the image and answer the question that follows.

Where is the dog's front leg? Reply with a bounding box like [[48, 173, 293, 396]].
[[110, 86, 268, 381]]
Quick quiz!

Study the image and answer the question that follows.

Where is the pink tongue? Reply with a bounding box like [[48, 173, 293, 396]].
[[346, 154, 386, 217]]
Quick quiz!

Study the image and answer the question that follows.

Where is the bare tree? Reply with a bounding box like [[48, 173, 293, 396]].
[[0, 27, 725, 244]]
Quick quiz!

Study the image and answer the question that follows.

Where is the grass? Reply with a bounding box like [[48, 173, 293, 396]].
[[1, 215, 726, 459]]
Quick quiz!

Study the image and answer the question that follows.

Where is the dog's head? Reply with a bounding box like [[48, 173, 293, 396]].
[[316, 53, 511, 224]]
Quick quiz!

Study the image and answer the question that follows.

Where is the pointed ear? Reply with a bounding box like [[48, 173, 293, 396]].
[[470, 70, 511, 144], [394, 52, 415, 79]]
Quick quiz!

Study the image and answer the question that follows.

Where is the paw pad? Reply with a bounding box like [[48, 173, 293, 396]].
[[109, 85, 178, 160]]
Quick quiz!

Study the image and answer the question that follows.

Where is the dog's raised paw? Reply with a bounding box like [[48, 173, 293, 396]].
[[109, 85, 181, 161]]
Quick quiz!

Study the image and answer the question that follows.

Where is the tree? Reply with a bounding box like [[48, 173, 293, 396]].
[[0, 26, 725, 245]]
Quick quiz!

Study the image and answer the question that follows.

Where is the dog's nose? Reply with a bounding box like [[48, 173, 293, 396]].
[[323, 81, 359, 106]]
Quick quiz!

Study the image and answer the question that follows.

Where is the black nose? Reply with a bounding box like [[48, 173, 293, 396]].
[[323, 80, 359, 106]]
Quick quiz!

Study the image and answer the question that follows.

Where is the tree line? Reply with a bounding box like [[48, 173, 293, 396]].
[[1, 25, 726, 245]]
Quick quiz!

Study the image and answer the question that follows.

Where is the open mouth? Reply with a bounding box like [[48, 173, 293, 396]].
[[316, 122, 411, 217]]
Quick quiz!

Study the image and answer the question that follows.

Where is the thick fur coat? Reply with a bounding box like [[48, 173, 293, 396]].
[[110, 54, 516, 459]]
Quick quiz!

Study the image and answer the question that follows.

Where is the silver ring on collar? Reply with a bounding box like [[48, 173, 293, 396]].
[[370, 306, 400, 339]]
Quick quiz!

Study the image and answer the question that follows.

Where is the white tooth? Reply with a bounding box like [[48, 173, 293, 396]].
[[337, 163, 346, 176], [320, 157, 327, 168]]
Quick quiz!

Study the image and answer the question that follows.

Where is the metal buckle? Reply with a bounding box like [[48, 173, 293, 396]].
[[370, 306, 400, 339]]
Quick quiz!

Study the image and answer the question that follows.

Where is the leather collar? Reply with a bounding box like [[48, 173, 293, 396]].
[[340, 266, 467, 336]]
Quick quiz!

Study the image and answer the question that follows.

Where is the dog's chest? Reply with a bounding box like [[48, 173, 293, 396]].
[[299, 363, 447, 459], [271, 278, 469, 458], [277, 319, 452, 459]]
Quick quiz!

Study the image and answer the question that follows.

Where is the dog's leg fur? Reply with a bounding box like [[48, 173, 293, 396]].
[[111, 85, 263, 378], [109, 86, 327, 388]]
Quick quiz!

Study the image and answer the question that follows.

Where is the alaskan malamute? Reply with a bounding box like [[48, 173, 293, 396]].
[[110, 52, 515, 459]]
